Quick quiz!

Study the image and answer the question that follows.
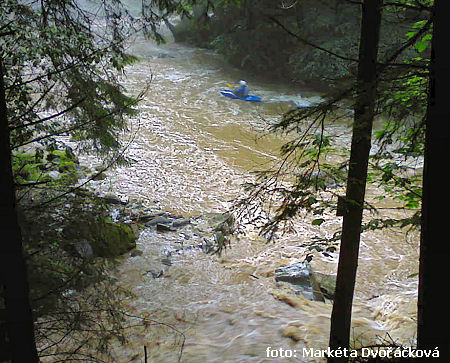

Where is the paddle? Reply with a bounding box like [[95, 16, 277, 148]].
[[226, 83, 234, 89]]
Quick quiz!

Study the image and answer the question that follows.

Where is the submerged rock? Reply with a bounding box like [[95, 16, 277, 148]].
[[275, 262, 325, 302]]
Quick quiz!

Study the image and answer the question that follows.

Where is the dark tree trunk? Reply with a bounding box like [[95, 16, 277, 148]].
[[418, 2, 450, 358], [328, 0, 382, 360], [0, 57, 39, 362]]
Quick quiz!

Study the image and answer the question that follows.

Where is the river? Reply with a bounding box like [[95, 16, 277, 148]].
[[83, 26, 420, 362]]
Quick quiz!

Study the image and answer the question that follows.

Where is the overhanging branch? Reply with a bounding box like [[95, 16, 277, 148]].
[[269, 16, 359, 63]]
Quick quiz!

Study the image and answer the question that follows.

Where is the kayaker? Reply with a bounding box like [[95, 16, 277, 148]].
[[234, 80, 249, 97]]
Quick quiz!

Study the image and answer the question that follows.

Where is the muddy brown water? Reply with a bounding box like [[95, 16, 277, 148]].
[[77, 30, 420, 362]]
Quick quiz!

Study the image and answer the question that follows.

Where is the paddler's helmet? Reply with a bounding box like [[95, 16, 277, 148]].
[[239, 80, 247, 86]]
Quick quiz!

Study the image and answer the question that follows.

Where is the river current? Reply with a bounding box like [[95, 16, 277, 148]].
[[83, 29, 420, 362]]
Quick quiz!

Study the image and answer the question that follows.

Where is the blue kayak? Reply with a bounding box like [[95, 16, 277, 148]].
[[220, 90, 262, 102]]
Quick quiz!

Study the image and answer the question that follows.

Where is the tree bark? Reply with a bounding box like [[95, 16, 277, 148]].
[[328, 0, 382, 360], [418, 1, 450, 358], [0, 56, 39, 362]]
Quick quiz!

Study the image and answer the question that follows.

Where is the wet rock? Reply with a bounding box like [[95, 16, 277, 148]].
[[130, 249, 143, 257], [128, 223, 141, 238], [129, 211, 157, 223], [193, 212, 234, 254], [161, 257, 172, 266], [172, 217, 191, 228], [143, 269, 163, 278], [206, 212, 235, 234], [102, 192, 125, 205], [89, 219, 136, 257], [315, 272, 336, 300], [146, 215, 173, 226], [275, 262, 325, 302], [156, 223, 176, 232], [146, 215, 191, 232], [149, 216, 171, 225], [63, 211, 136, 258]]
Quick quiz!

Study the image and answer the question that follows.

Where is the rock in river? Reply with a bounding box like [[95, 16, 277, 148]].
[[146, 215, 174, 226], [146, 215, 191, 230], [275, 262, 326, 302]]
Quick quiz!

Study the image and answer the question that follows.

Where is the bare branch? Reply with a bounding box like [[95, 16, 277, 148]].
[[10, 98, 86, 131], [268, 16, 359, 63]]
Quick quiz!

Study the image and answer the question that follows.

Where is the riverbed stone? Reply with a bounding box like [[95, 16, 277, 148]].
[[314, 272, 336, 299], [156, 223, 176, 232], [274, 262, 325, 302], [146, 215, 173, 226], [89, 219, 136, 257], [130, 249, 143, 257], [208, 212, 235, 234], [143, 269, 163, 278], [102, 192, 126, 205], [172, 217, 191, 228], [146, 215, 191, 231]]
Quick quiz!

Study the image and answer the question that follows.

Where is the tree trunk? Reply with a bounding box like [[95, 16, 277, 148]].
[[418, 1, 450, 358], [0, 57, 39, 362], [328, 0, 382, 360]]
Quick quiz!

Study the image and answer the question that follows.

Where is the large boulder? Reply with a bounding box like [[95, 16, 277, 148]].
[[89, 218, 136, 257], [314, 272, 336, 300], [64, 214, 136, 258], [275, 262, 330, 302]]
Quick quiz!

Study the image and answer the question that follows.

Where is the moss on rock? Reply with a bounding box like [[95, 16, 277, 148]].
[[90, 218, 136, 257]]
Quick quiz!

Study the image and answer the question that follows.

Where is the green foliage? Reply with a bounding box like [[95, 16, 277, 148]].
[[173, 0, 299, 78], [12, 152, 47, 183], [171, 0, 427, 85], [12, 145, 81, 187], [369, 159, 423, 210], [18, 186, 138, 359], [373, 50, 428, 213], [312, 218, 325, 226], [233, 0, 432, 240], [1, 0, 140, 158], [405, 19, 433, 53], [0, 0, 156, 359]]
